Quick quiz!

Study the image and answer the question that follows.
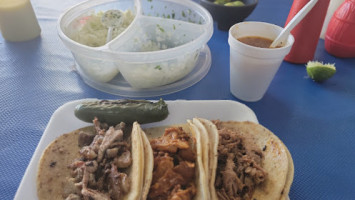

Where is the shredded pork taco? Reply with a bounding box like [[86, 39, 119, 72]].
[[37, 118, 145, 200], [192, 119, 294, 200]]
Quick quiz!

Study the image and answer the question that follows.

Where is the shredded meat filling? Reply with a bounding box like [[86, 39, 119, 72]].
[[148, 127, 196, 200], [150, 127, 190, 153], [65, 118, 132, 200], [213, 121, 267, 200]]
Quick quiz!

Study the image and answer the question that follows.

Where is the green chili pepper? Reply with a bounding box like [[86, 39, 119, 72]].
[[74, 99, 169, 125]]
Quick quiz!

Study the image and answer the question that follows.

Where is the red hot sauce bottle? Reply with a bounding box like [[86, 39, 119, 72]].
[[284, 0, 331, 64], [325, 0, 355, 58]]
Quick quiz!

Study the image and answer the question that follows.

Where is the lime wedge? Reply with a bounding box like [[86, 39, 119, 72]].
[[214, 0, 228, 5], [306, 61, 336, 82], [225, 1, 245, 6]]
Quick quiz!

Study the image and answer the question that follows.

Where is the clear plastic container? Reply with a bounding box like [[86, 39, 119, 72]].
[[58, 0, 213, 96]]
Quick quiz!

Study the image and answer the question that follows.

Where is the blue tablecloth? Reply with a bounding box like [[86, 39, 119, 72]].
[[1, 0, 355, 199]]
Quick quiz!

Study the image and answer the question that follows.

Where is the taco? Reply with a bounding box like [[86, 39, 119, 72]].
[[280, 144, 294, 200], [191, 118, 219, 200], [193, 119, 293, 200], [36, 118, 145, 200], [141, 122, 210, 200]]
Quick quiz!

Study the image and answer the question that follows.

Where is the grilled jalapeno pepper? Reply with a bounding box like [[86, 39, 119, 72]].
[[74, 99, 169, 125]]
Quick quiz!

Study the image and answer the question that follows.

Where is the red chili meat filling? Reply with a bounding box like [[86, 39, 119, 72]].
[[148, 127, 197, 200]]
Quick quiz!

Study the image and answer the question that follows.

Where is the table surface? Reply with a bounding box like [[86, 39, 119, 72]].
[[1, 0, 355, 199]]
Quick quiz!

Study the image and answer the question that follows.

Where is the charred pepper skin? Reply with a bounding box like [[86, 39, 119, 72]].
[[74, 99, 169, 125]]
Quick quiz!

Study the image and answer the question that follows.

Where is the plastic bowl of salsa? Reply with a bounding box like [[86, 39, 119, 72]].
[[200, 0, 258, 31]]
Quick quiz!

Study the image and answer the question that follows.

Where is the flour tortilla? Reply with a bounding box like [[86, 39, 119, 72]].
[[36, 123, 145, 200], [126, 122, 145, 200], [187, 120, 210, 200], [37, 127, 88, 200], [280, 145, 294, 200], [141, 122, 210, 200], [189, 119, 210, 185], [139, 124, 154, 200], [205, 121, 292, 200], [192, 118, 219, 200]]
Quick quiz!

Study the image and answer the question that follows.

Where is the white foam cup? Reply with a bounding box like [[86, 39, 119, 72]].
[[228, 21, 294, 102]]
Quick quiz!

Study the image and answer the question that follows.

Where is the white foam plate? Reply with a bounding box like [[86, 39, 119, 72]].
[[14, 99, 258, 199]]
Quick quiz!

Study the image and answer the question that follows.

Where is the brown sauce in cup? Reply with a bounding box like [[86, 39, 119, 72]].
[[238, 36, 281, 48]]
